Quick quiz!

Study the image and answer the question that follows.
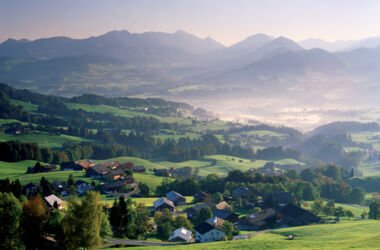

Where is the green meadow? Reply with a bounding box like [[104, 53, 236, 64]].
[[121, 220, 380, 249], [0, 131, 92, 149]]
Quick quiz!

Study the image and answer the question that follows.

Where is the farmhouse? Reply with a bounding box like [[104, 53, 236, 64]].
[[44, 194, 64, 210], [132, 165, 146, 173], [193, 191, 208, 203], [166, 191, 186, 206], [101, 181, 124, 194], [276, 204, 320, 226], [168, 227, 193, 242], [153, 197, 175, 212], [75, 180, 90, 195], [85, 164, 110, 178], [212, 209, 239, 224], [61, 162, 87, 171], [215, 201, 231, 210], [51, 182, 68, 196], [153, 168, 170, 177], [238, 208, 276, 231], [23, 183, 40, 198], [195, 220, 225, 243]]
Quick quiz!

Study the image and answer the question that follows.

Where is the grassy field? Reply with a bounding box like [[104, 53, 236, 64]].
[[0, 160, 45, 179], [120, 220, 380, 249], [65, 102, 193, 125], [352, 131, 380, 150], [10, 99, 39, 112], [0, 131, 92, 149]]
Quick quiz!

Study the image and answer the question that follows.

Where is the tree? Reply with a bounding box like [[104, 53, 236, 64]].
[[19, 196, 50, 249], [69, 185, 77, 196], [139, 183, 150, 197], [350, 187, 365, 205], [48, 209, 64, 236], [34, 162, 42, 173], [193, 207, 212, 226], [345, 209, 354, 219], [324, 164, 342, 181], [40, 177, 53, 196], [62, 191, 103, 249], [323, 200, 335, 216], [100, 209, 112, 238], [67, 174, 75, 187], [134, 203, 150, 239], [285, 169, 299, 180], [223, 221, 234, 240], [361, 210, 368, 219], [350, 168, 354, 178], [302, 182, 319, 201], [157, 221, 172, 241], [174, 215, 194, 232], [0, 192, 23, 249], [369, 201, 380, 219], [334, 207, 346, 217], [212, 192, 223, 203], [311, 198, 324, 216]]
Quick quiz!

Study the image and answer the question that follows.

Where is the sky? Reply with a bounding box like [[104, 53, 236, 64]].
[[1, 0, 380, 46]]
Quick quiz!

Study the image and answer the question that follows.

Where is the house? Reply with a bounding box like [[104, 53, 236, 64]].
[[75, 160, 95, 170], [264, 192, 292, 206], [186, 203, 213, 220], [101, 181, 124, 194], [166, 191, 186, 206], [44, 194, 64, 210], [132, 165, 146, 173], [276, 204, 320, 226], [26, 164, 57, 174], [51, 182, 68, 196], [215, 201, 231, 211], [212, 209, 239, 224], [23, 183, 40, 198], [169, 167, 192, 179], [122, 175, 135, 185], [75, 180, 90, 195], [85, 164, 110, 178], [193, 191, 208, 203], [206, 216, 225, 227], [168, 227, 193, 242], [195, 221, 226, 243], [120, 162, 134, 170], [105, 169, 125, 180], [61, 162, 86, 171], [153, 168, 170, 177], [232, 186, 251, 199], [153, 197, 175, 212], [238, 208, 277, 231]]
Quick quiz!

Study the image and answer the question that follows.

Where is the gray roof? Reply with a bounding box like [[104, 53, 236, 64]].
[[154, 197, 175, 208], [166, 191, 185, 202], [169, 227, 192, 242]]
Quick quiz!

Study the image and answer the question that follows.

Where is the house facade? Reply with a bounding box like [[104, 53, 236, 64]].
[[195, 222, 225, 243]]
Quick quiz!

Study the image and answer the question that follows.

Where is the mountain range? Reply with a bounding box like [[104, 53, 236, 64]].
[[1, 29, 380, 129]]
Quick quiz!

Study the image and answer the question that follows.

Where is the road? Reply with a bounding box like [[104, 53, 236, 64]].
[[105, 238, 184, 247]]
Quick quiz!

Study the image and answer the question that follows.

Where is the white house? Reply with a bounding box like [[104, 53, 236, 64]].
[[194, 220, 225, 243]]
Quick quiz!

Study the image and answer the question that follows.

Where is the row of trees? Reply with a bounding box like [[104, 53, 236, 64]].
[[0, 191, 110, 249]]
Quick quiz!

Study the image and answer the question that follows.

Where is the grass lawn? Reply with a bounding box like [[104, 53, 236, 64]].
[[0, 160, 46, 179], [0, 131, 92, 150], [119, 220, 380, 249], [65, 102, 193, 125]]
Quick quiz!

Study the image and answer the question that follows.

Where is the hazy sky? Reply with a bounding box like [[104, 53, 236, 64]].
[[1, 0, 380, 46]]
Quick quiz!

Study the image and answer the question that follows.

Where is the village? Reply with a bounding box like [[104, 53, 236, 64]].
[[18, 159, 325, 244]]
